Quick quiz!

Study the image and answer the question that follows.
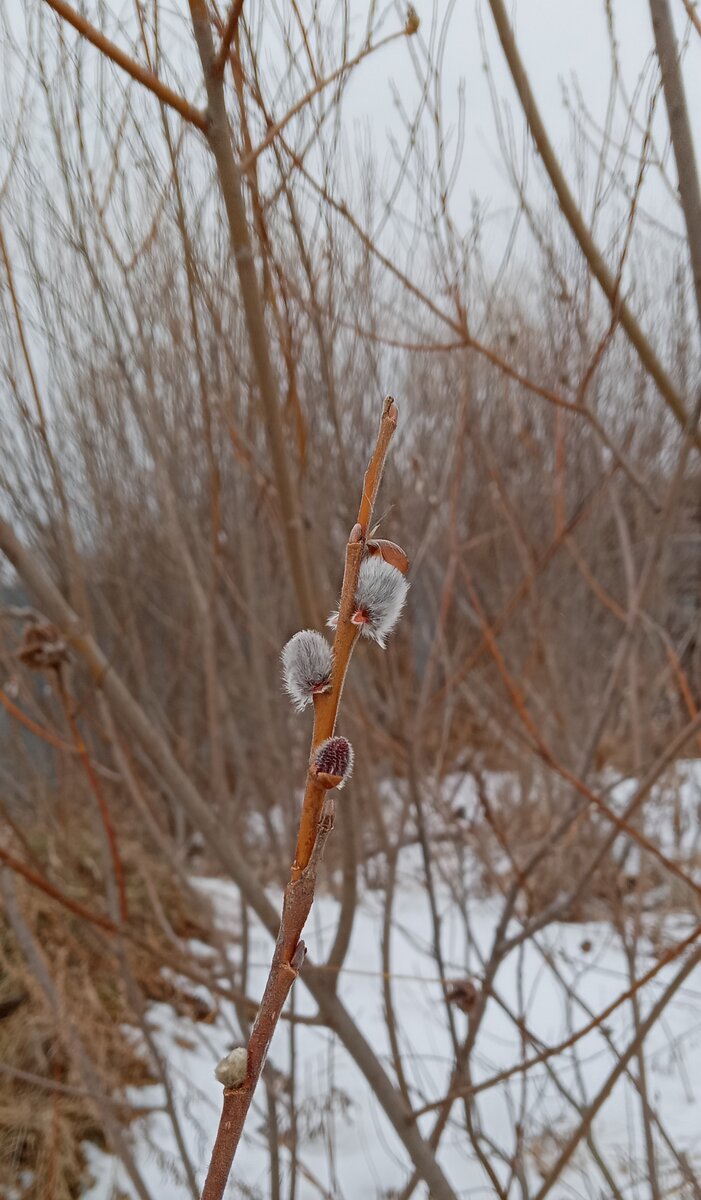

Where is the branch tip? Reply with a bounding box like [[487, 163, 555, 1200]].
[[405, 5, 420, 35], [367, 538, 410, 576]]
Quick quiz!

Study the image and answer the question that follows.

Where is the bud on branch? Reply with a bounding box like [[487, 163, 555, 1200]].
[[214, 1046, 248, 1088], [313, 736, 354, 789], [281, 630, 333, 711], [329, 556, 409, 648]]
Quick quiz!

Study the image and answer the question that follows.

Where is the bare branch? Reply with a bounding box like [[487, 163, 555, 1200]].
[[486, 0, 700, 449], [41, 0, 207, 130], [213, 0, 245, 77]]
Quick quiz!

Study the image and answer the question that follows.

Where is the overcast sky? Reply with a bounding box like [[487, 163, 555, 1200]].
[[327, 0, 701, 256], [3, 0, 700, 254]]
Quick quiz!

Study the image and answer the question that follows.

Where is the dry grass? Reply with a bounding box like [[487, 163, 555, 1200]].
[[0, 810, 216, 1199]]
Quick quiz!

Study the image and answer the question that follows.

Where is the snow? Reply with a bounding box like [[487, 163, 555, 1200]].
[[84, 763, 701, 1199]]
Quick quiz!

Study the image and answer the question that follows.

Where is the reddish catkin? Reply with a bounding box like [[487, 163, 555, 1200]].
[[314, 736, 354, 787]]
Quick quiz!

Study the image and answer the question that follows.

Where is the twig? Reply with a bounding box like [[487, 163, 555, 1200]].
[[201, 397, 398, 1199], [240, 28, 408, 172], [55, 670, 129, 923], [486, 0, 700, 449], [649, 0, 701, 328], [293, 396, 398, 876], [413, 915, 701, 1115], [681, 0, 701, 41], [41, 0, 207, 130], [189, 0, 318, 627], [462, 565, 701, 901], [0, 844, 118, 932], [531, 942, 701, 1199]]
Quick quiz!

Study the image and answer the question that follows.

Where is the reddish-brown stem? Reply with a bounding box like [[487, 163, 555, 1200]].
[[0, 689, 75, 754], [413, 916, 701, 1116], [201, 800, 335, 1200], [41, 0, 207, 130], [201, 398, 399, 1199], [462, 566, 701, 900], [56, 671, 129, 923]]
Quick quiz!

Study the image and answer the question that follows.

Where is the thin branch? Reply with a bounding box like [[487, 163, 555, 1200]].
[[680, 0, 701, 39], [462, 566, 701, 900], [41, 0, 207, 130], [650, 0, 701, 331], [56, 669, 129, 923], [531, 942, 701, 1199], [0, 1061, 162, 1109], [0, 843, 119, 933], [213, 0, 244, 77], [413, 916, 701, 1115], [0, 870, 152, 1200], [241, 28, 408, 171], [189, 0, 318, 627]]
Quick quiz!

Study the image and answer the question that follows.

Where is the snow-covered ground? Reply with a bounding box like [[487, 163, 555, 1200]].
[[86, 763, 701, 1199]]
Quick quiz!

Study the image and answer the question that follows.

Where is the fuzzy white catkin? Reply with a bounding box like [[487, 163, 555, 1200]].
[[281, 629, 333, 711], [353, 556, 409, 647], [214, 1046, 248, 1087]]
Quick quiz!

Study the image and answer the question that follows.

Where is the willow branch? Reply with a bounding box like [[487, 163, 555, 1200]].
[[41, 0, 207, 130], [213, 0, 245, 76], [650, 0, 701, 331], [0, 510, 458, 1200], [486, 0, 700, 449], [292, 396, 398, 876], [201, 397, 400, 1200]]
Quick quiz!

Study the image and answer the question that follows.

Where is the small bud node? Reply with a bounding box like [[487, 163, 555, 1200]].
[[18, 623, 69, 672]]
